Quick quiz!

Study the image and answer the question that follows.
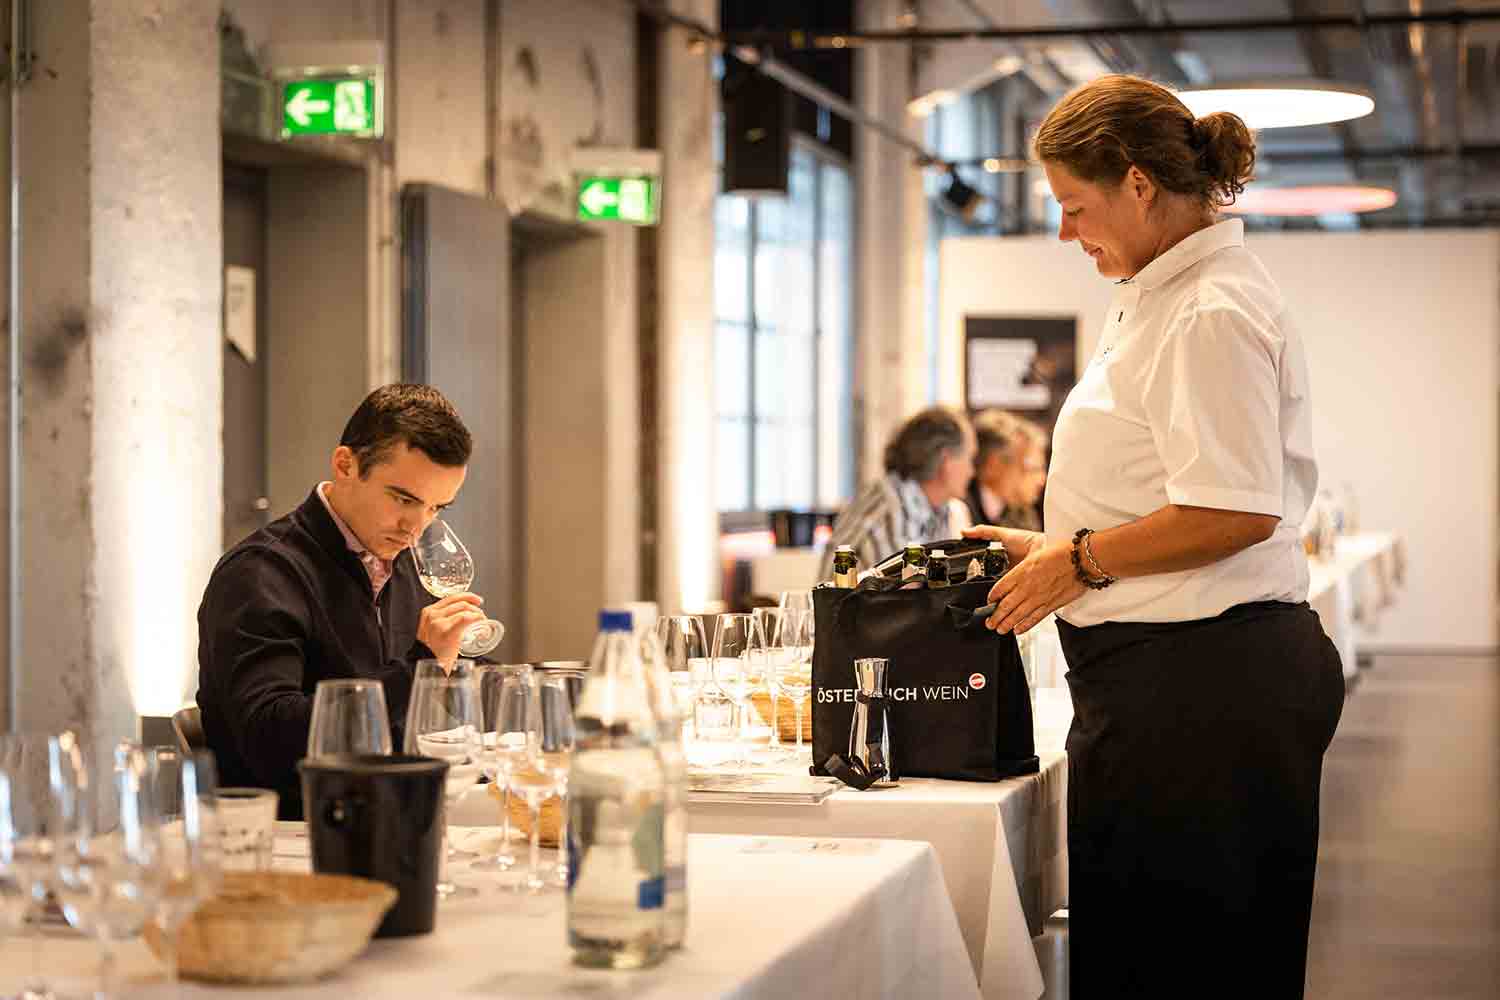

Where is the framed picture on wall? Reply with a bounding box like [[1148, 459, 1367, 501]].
[[963, 315, 1078, 438]]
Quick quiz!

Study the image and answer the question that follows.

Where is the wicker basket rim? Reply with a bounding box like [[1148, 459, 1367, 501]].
[[201, 871, 397, 917]]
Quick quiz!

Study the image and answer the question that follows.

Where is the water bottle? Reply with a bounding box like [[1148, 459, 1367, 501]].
[[637, 622, 689, 949], [567, 610, 667, 969]]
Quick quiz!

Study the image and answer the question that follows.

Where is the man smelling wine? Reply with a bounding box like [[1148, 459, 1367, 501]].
[[195, 384, 488, 819]]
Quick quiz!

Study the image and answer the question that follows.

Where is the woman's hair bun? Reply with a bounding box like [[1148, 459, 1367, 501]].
[[1193, 111, 1256, 206]]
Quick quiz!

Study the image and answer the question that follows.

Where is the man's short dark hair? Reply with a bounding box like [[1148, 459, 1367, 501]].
[[339, 384, 472, 475]]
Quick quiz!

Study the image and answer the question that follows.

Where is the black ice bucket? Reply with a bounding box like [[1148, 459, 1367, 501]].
[[298, 754, 448, 937]]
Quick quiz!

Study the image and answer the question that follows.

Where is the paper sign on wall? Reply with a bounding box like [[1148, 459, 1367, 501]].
[[967, 339, 1050, 409], [225, 266, 256, 363]]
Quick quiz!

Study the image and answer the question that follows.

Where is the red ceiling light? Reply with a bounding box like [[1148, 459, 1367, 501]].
[[1224, 185, 1398, 217]]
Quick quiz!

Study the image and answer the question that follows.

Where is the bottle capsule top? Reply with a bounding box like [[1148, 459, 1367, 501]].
[[598, 609, 634, 632]]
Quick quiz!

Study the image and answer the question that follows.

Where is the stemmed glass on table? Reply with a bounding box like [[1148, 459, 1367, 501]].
[[411, 518, 506, 658], [773, 609, 815, 757], [778, 590, 813, 617], [476, 664, 533, 877], [53, 739, 163, 1000], [0, 733, 63, 1000], [755, 608, 802, 758], [654, 616, 710, 740], [307, 678, 394, 759], [144, 747, 223, 998], [711, 613, 767, 768], [537, 673, 580, 889], [405, 659, 483, 900], [491, 673, 575, 895]]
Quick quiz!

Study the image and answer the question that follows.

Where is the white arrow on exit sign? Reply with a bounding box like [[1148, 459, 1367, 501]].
[[286, 87, 332, 127], [579, 180, 620, 216]]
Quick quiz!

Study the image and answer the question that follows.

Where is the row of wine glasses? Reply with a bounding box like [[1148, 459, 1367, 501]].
[[0, 734, 222, 1000], [653, 593, 816, 768], [309, 661, 578, 900]]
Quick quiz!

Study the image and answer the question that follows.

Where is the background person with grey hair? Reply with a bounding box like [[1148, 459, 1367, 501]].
[[966, 409, 1049, 532], [816, 406, 976, 582]]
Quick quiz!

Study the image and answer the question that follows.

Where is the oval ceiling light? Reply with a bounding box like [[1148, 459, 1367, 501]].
[[1178, 80, 1375, 130], [1224, 184, 1397, 217]]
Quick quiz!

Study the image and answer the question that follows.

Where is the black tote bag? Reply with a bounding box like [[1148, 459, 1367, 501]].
[[810, 544, 1039, 782]]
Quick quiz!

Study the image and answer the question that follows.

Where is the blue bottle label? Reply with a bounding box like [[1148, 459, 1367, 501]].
[[637, 876, 665, 910]]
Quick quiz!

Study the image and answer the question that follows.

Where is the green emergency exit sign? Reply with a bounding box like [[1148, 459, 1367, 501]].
[[280, 76, 382, 138], [577, 175, 660, 225]]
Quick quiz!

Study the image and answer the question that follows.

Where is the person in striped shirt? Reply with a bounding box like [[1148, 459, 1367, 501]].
[[816, 407, 976, 583]]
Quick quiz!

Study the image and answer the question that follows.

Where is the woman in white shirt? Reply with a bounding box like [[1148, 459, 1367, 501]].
[[965, 76, 1344, 999]]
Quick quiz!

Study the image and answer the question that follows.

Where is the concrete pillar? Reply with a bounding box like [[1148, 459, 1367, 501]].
[[655, 0, 720, 615], [854, 0, 930, 482], [14, 1, 221, 749]]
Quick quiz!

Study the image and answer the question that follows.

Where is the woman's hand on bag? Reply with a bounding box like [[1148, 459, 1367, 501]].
[[962, 524, 1044, 562], [984, 538, 1086, 635]]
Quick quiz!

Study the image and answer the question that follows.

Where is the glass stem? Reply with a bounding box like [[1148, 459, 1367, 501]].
[[26, 896, 43, 990], [165, 919, 181, 998], [438, 829, 453, 892], [769, 691, 780, 748], [554, 782, 570, 879], [498, 783, 513, 866], [794, 700, 805, 752], [97, 928, 115, 1000], [526, 799, 543, 892]]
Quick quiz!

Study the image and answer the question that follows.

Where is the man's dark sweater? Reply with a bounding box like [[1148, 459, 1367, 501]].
[[196, 490, 437, 819]]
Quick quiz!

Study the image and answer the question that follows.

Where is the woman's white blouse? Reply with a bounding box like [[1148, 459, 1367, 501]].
[[1045, 219, 1318, 626]]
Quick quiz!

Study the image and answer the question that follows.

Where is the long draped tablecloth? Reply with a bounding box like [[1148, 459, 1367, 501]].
[[686, 752, 1069, 1000], [0, 832, 979, 999]]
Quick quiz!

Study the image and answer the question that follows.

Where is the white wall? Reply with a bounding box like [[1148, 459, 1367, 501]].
[[940, 228, 1500, 651]]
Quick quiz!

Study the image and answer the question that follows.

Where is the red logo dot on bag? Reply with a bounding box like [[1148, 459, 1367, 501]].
[[968, 672, 986, 690]]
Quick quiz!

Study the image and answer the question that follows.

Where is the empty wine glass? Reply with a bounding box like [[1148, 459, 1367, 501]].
[[754, 608, 793, 757], [775, 610, 815, 756], [778, 590, 813, 616], [405, 659, 483, 899], [308, 679, 393, 758], [509, 675, 573, 895], [410, 518, 505, 657], [55, 741, 163, 1000], [537, 675, 578, 890], [144, 747, 222, 997], [712, 613, 765, 768], [1, 732, 71, 1000], [474, 664, 533, 874], [654, 616, 709, 735]]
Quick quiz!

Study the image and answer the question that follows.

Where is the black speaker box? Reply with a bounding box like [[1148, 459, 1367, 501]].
[[722, 66, 791, 195]]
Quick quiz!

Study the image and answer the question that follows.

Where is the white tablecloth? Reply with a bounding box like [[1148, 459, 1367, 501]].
[[1308, 531, 1401, 677], [685, 753, 1068, 1000], [2, 832, 978, 1000]]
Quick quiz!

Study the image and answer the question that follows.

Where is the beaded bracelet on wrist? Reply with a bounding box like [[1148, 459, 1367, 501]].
[[1071, 528, 1117, 590]]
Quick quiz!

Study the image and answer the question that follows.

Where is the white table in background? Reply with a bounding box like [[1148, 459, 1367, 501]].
[[1308, 531, 1402, 677], [0, 832, 978, 1000], [1025, 530, 1403, 686], [686, 752, 1068, 1000]]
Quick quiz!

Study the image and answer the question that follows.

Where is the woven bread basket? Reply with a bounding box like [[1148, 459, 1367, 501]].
[[489, 780, 564, 847], [144, 870, 396, 984]]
